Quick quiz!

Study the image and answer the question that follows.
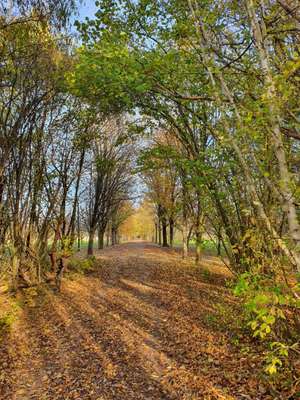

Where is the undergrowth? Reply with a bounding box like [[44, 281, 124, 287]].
[[67, 256, 98, 276], [0, 298, 21, 336], [234, 271, 300, 379]]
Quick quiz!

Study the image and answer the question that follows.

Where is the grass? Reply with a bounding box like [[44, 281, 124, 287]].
[[173, 238, 225, 256]]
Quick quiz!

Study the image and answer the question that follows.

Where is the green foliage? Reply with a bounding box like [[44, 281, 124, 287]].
[[68, 257, 97, 275], [0, 300, 21, 334], [66, 38, 152, 112], [60, 237, 75, 258], [0, 312, 15, 332], [265, 342, 288, 375], [234, 272, 300, 374]]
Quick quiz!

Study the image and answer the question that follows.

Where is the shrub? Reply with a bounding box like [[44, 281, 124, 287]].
[[68, 256, 97, 275], [234, 272, 300, 375]]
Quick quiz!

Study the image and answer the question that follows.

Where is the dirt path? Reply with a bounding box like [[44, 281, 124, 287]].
[[0, 242, 275, 399]]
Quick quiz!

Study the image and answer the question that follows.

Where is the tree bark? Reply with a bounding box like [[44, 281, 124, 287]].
[[87, 228, 95, 256], [217, 231, 221, 256], [11, 252, 19, 292], [111, 227, 117, 246], [195, 228, 204, 264], [162, 217, 168, 247], [155, 223, 158, 244], [195, 236, 202, 264], [169, 217, 174, 247], [55, 258, 65, 292], [98, 228, 104, 250], [182, 223, 188, 259], [158, 220, 162, 245], [77, 202, 81, 251], [68, 148, 85, 246]]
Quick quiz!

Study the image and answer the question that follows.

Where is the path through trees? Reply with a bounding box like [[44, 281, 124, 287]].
[[0, 241, 278, 400], [1, 1, 300, 396]]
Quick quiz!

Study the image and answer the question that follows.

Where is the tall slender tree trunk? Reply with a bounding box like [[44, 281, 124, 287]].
[[169, 217, 174, 248], [194, 196, 204, 264], [181, 176, 189, 258], [77, 202, 81, 252], [158, 220, 162, 245], [217, 231, 221, 256], [68, 148, 85, 246], [187, 226, 193, 250], [155, 223, 158, 244], [182, 223, 188, 259]]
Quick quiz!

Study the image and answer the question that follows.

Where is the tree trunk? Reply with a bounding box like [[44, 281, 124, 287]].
[[182, 223, 188, 258], [158, 220, 162, 245], [11, 252, 19, 291], [77, 202, 81, 251], [169, 217, 174, 247], [217, 237, 221, 256], [98, 228, 104, 250], [55, 258, 65, 292], [194, 198, 204, 264], [49, 219, 62, 274], [162, 217, 168, 247], [111, 227, 117, 246], [77, 235, 81, 252], [195, 229, 203, 264], [187, 226, 193, 250], [68, 148, 85, 246], [87, 228, 95, 256]]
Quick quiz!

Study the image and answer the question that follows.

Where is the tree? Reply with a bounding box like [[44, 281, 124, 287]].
[[84, 115, 134, 255]]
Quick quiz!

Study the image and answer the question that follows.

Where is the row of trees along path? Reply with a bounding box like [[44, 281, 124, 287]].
[[0, 1, 300, 398]]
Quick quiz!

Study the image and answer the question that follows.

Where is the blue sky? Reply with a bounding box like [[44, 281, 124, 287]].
[[70, 1, 98, 33], [76, 1, 98, 21]]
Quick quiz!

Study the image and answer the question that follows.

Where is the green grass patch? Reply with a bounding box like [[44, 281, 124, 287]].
[[173, 238, 225, 256]]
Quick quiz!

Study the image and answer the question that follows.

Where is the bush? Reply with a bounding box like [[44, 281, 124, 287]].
[[68, 256, 97, 275], [234, 272, 300, 375]]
